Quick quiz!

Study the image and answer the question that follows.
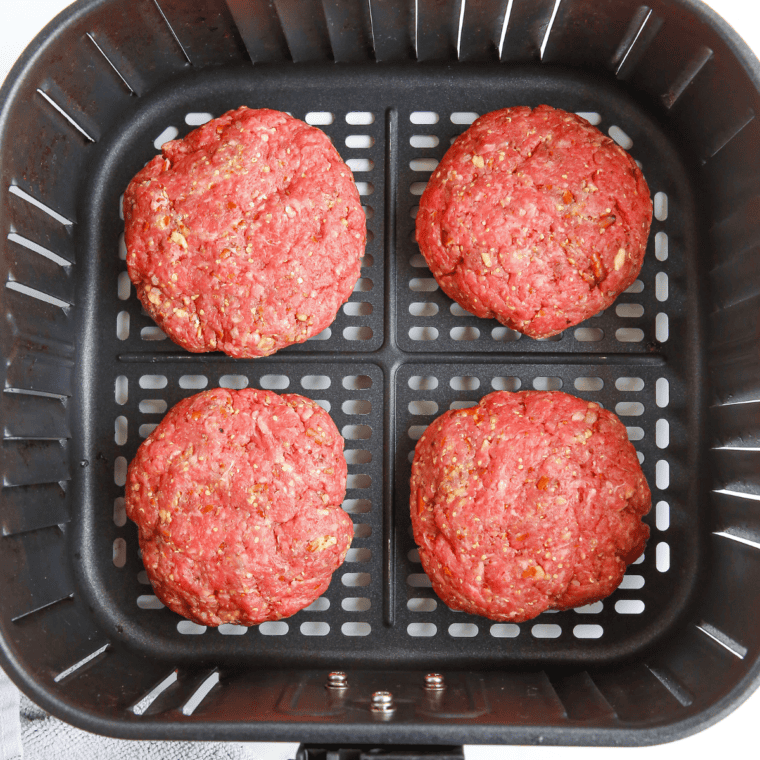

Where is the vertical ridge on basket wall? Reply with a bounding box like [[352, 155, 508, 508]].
[[1, 440, 70, 489], [708, 194, 760, 273], [709, 490, 760, 550], [549, 671, 617, 721], [708, 269, 760, 334], [667, 65, 755, 166], [541, 0, 642, 66], [707, 376, 760, 663], [366, 0, 415, 62], [322, 0, 374, 63], [708, 342, 760, 406], [702, 119, 760, 224], [707, 289, 760, 352], [5, 236, 74, 307], [0, 527, 74, 622], [591, 663, 691, 721], [456, 0, 507, 62], [0, 290, 73, 362], [271, 0, 333, 62], [37, 0, 191, 139], [2, 393, 69, 441], [644, 666, 694, 707], [6, 188, 75, 265], [224, 0, 290, 62], [706, 189, 760, 401], [709, 402, 760, 449], [151, 0, 248, 66], [3, 340, 73, 399], [0, 483, 70, 537], [414, 0, 459, 61], [34, 82, 101, 147], [499, 0, 557, 62], [708, 206, 760, 314], [694, 534, 760, 664], [710, 449, 760, 496], [612, 6, 663, 81], [642, 624, 747, 719]]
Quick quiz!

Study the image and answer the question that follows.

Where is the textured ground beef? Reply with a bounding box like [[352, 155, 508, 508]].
[[126, 388, 353, 626], [410, 390, 651, 621], [124, 107, 365, 357], [416, 105, 651, 338]]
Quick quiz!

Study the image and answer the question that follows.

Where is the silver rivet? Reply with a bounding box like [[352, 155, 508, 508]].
[[370, 690, 396, 713], [424, 673, 446, 691], [326, 672, 348, 690]]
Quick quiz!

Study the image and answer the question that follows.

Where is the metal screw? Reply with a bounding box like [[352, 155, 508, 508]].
[[326, 671, 348, 690], [424, 673, 446, 691], [370, 690, 396, 713]]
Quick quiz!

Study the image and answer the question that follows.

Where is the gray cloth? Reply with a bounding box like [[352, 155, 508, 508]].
[[0, 666, 21, 760], [19, 696, 248, 759], [1, 664, 296, 760]]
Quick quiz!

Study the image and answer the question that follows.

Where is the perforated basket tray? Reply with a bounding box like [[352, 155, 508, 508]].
[[2, 0, 760, 747]]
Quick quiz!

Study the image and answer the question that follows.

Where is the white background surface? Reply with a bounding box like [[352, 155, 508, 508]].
[[0, 0, 759, 757]]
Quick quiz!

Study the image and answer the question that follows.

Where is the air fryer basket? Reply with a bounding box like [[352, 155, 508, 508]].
[[1, 0, 760, 746]]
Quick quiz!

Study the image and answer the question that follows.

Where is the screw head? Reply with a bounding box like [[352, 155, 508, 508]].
[[326, 671, 348, 690], [424, 673, 446, 691], [370, 690, 396, 713]]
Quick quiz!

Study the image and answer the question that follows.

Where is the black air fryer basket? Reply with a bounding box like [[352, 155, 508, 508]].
[[2, 0, 760, 748]]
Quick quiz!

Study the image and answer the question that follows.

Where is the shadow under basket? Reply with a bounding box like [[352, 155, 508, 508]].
[[1, 0, 760, 747]]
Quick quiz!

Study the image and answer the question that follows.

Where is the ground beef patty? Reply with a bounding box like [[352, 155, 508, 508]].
[[410, 391, 650, 621], [416, 105, 652, 338], [125, 388, 352, 626], [123, 107, 365, 357]]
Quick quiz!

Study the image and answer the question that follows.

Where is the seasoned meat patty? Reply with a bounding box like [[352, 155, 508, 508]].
[[410, 390, 650, 621], [124, 107, 365, 357], [416, 105, 651, 338], [126, 388, 353, 626]]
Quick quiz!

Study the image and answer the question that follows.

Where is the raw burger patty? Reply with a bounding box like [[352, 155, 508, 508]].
[[125, 388, 352, 626], [410, 390, 650, 622], [416, 105, 652, 338], [123, 106, 365, 357]]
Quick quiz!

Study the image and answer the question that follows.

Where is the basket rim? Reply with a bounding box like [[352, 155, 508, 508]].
[[3, 645, 760, 746]]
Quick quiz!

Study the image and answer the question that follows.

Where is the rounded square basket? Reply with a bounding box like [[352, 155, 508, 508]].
[[1, 0, 760, 746]]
